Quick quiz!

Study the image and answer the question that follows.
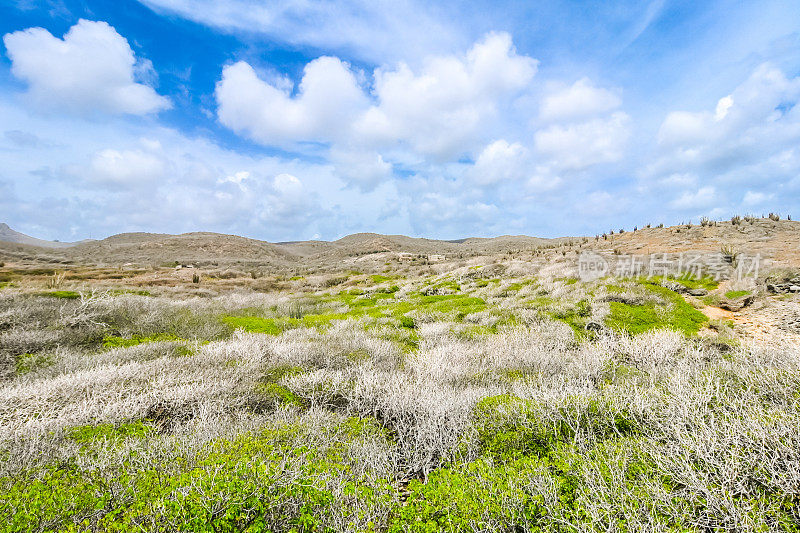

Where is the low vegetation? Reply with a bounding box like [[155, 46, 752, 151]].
[[0, 262, 796, 532]]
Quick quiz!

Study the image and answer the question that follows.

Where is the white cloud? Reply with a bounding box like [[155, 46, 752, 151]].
[[742, 190, 773, 206], [646, 63, 800, 214], [656, 64, 800, 159], [3, 19, 170, 115], [539, 78, 621, 122], [329, 149, 392, 191], [714, 95, 734, 121], [357, 32, 537, 159], [86, 147, 168, 186], [215, 32, 537, 164], [216, 58, 367, 146], [534, 112, 630, 170], [657, 110, 713, 147], [669, 186, 716, 209], [469, 139, 528, 185], [138, 0, 464, 64]]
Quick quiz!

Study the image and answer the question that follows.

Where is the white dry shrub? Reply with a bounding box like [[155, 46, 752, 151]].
[[2, 281, 800, 530]]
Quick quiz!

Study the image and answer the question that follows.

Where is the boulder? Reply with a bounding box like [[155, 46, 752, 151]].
[[688, 288, 708, 296], [719, 295, 755, 312]]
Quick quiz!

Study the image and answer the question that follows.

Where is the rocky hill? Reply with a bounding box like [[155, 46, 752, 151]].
[[0, 223, 75, 248], [1, 219, 799, 271]]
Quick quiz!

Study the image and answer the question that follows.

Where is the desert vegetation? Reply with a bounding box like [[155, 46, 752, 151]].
[[0, 252, 799, 532]]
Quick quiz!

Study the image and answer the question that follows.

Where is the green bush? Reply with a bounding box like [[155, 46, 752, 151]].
[[14, 352, 53, 375], [399, 316, 416, 329], [388, 457, 551, 532], [725, 290, 751, 299], [605, 282, 707, 336], [474, 395, 641, 462], [102, 333, 186, 349], [66, 421, 154, 444], [474, 395, 557, 460], [39, 290, 80, 299], [0, 420, 396, 533]]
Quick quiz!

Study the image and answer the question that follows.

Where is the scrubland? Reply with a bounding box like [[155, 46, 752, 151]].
[[0, 263, 798, 532]]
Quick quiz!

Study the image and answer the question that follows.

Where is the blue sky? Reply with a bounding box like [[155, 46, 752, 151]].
[[1, 0, 799, 242]]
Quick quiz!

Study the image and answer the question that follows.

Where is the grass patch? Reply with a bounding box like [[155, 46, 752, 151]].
[[38, 290, 80, 299], [15, 352, 54, 375], [102, 333, 187, 349], [108, 288, 151, 297], [370, 274, 402, 284], [606, 298, 706, 336], [651, 274, 719, 290], [603, 281, 709, 336], [2, 419, 395, 533], [725, 290, 752, 299], [224, 292, 489, 337], [66, 421, 154, 444]]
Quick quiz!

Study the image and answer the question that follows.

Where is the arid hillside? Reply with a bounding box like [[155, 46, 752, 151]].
[[2, 217, 799, 273]]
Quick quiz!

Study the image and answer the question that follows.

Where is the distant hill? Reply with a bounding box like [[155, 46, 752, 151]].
[[2, 219, 799, 270], [0, 223, 75, 248], [64, 231, 302, 267]]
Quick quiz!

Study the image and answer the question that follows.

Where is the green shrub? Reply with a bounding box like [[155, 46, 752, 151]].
[[400, 316, 416, 329], [65, 421, 154, 444], [102, 333, 186, 349], [606, 282, 707, 336], [473, 395, 561, 460], [253, 382, 303, 409], [14, 352, 53, 375], [220, 316, 283, 335], [1, 420, 395, 533], [724, 290, 751, 299], [39, 290, 80, 299], [388, 457, 551, 532], [474, 395, 641, 462]]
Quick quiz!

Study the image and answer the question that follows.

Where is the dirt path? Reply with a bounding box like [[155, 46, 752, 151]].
[[700, 296, 800, 346]]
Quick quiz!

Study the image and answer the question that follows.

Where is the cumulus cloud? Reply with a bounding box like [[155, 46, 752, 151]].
[[86, 147, 168, 186], [742, 190, 774, 206], [216, 58, 367, 146], [654, 63, 800, 176], [215, 32, 537, 164], [3, 19, 170, 115], [539, 78, 622, 122], [469, 139, 529, 185], [669, 186, 716, 210], [407, 190, 500, 235], [534, 112, 630, 170], [329, 149, 392, 191], [357, 32, 537, 159], [639, 63, 800, 219]]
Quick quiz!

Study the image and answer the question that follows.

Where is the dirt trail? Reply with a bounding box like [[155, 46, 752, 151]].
[[701, 296, 800, 346]]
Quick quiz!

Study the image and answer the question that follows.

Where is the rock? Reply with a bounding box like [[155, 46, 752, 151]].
[[585, 321, 603, 332], [688, 288, 708, 296], [790, 285, 800, 293], [663, 282, 685, 293], [719, 295, 755, 312]]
